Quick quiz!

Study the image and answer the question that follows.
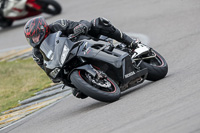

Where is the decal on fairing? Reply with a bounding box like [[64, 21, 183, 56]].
[[124, 71, 135, 78]]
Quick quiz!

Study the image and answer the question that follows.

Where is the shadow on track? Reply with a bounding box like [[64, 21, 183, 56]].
[[121, 74, 171, 98], [67, 100, 108, 116], [121, 81, 152, 97]]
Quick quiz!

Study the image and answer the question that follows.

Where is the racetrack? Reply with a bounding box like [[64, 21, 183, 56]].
[[1, 0, 200, 133]]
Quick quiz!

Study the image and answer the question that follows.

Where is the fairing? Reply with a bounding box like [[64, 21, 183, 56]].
[[39, 32, 148, 88]]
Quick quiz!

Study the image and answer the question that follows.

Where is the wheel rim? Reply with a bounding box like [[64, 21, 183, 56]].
[[78, 70, 117, 93]]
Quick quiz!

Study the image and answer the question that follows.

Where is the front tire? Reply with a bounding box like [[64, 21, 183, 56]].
[[70, 70, 121, 102]]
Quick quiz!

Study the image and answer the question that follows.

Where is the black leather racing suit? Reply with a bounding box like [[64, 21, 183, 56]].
[[32, 17, 136, 70]]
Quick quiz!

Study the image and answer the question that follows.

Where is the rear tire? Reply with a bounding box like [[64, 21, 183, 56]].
[[38, 0, 62, 15], [70, 70, 121, 102], [139, 49, 168, 81]]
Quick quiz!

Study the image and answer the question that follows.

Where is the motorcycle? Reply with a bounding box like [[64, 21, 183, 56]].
[[0, 0, 61, 27], [39, 31, 168, 102]]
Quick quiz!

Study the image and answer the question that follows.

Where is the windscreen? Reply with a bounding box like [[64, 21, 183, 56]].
[[40, 33, 56, 61]]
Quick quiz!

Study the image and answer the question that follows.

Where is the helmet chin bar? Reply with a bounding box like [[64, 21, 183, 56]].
[[32, 34, 41, 43], [29, 32, 45, 48]]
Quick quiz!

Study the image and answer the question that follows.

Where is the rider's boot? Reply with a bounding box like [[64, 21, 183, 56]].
[[0, 9, 6, 27], [113, 29, 139, 50], [0, 9, 4, 20], [0, 9, 13, 27]]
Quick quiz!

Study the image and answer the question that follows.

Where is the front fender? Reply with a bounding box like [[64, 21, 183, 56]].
[[69, 64, 97, 78]]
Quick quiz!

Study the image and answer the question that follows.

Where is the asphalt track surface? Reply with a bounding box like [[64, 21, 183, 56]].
[[1, 0, 200, 133]]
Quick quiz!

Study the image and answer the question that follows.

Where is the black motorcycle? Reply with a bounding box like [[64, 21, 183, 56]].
[[39, 31, 168, 102]]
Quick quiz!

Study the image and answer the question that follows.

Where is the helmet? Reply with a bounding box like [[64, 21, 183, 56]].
[[24, 16, 49, 48]]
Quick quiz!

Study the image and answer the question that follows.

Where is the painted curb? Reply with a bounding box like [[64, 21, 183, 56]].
[[0, 96, 64, 128], [0, 48, 32, 61], [19, 85, 70, 105]]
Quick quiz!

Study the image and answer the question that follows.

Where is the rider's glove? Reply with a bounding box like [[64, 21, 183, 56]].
[[73, 23, 89, 36]]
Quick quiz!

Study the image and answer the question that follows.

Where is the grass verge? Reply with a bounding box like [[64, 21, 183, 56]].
[[0, 58, 52, 114]]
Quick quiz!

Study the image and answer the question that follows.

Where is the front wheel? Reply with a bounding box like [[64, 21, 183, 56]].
[[139, 49, 168, 81], [38, 0, 62, 15], [70, 70, 121, 102]]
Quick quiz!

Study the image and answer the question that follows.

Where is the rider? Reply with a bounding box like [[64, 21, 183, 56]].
[[24, 16, 139, 98]]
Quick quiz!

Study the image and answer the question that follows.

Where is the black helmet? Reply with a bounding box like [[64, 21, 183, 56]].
[[24, 16, 49, 48]]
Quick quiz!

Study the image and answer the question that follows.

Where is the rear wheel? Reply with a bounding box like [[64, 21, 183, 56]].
[[70, 70, 121, 102], [139, 49, 168, 81], [38, 0, 62, 15]]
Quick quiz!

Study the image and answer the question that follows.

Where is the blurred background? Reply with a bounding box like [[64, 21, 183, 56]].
[[1, 0, 194, 52]]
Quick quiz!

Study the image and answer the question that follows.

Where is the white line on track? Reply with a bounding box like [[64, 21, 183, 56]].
[[0, 97, 70, 132]]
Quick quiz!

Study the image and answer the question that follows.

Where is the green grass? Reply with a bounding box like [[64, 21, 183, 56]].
[[0, 58, 52, 114]]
